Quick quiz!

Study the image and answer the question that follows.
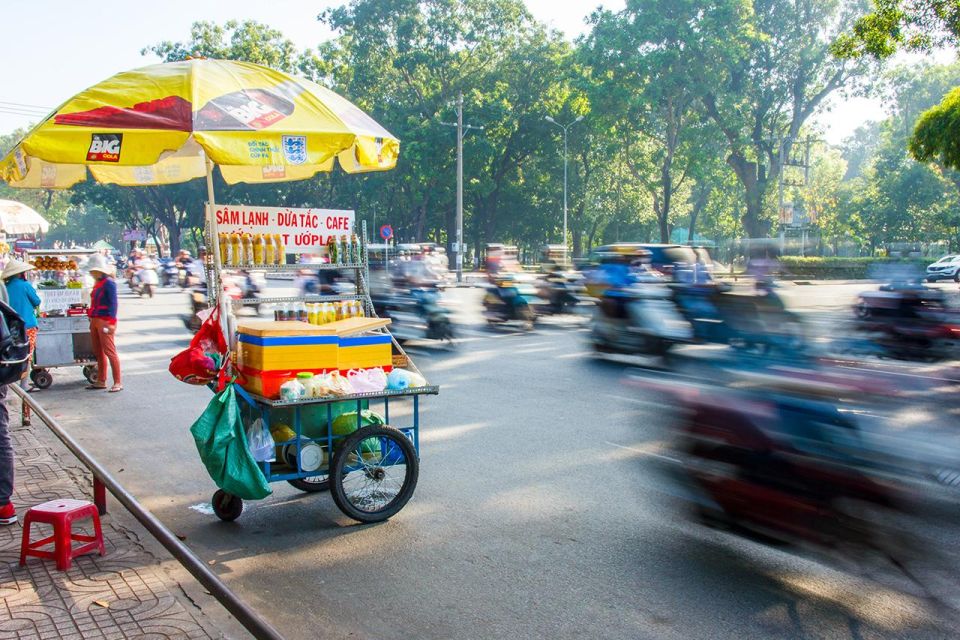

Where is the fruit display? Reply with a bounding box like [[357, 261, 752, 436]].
[[28, 252, 89, 289], [30, 255, 78, 271]]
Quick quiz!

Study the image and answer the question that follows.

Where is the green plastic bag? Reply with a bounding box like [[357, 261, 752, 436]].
[[190, 383, 272, 501], [331, 410, 385, 455]]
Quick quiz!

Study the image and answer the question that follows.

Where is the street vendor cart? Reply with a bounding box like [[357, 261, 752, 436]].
[[206, 220, 438, 523], [28, 248, 98, 388]]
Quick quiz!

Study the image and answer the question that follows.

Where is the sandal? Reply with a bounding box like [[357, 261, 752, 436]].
[[108, 385, 123, 393], [85, 384, 107, 390]]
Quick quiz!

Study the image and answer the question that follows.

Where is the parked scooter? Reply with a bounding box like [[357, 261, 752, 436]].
[[483, 273, 543, 329]]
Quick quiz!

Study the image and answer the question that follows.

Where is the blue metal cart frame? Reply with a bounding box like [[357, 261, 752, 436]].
[[211, 383, 439, 523]]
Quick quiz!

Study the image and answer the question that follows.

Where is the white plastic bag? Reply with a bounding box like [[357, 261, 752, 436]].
[[246, 418, 276, 462], [347, 368, 388, 393]]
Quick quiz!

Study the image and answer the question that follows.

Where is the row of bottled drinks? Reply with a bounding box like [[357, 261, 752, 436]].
[[272, 300, 365, 323], [217, 232, 362, 267]]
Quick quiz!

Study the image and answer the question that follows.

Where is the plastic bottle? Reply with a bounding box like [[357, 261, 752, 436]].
[[343, 235, 353, 265], [273, 233, 284, 265], [296, 372, 314, 399], [241, 233, 253, 266], [322, 302, 334, 324], [351, 234, 361, 264], [326, 236, 337, 265], [297, 302, 308, 323], [252, 233, 264, 265], [218, 233, 230, 266], [279, 378, 305, 402], [264, 234, 275, 266], [356, 300, 365, 317], [229, 233, 241, 267]]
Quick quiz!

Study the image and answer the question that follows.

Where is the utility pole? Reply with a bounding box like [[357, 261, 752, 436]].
[[441, 93, 484, 283], [545, 115, 584, 263]]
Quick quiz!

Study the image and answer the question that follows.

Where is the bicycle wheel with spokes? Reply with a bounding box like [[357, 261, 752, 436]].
[[330, 424, 418, 523]]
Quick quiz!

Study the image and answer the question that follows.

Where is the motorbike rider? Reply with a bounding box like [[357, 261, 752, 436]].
[[186, 247, 207, 286]]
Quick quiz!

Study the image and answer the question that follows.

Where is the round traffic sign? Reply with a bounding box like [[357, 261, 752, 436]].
[[380, 224, 393, 240]]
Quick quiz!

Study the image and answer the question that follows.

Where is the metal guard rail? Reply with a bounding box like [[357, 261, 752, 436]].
[[12, 385, 285, 640]]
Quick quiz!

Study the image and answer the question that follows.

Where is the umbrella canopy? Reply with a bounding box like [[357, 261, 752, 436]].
[[0, 58, 399, 188], [0, 199, 50, 234], [92, 240, 116, 251]]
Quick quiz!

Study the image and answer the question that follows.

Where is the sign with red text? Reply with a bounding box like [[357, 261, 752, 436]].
[[209, 204, 354, 253]]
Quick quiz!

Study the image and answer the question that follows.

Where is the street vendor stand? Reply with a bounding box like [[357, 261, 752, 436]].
[[210, 213, 438, 522], [0, 58, 436, 524], [28, 248, 98, 387]]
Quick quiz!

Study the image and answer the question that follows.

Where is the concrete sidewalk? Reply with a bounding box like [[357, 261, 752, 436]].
[[0, 393, 234, 640]]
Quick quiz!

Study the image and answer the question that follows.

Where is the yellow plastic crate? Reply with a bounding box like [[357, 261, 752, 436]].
[[237, 334, 338, 371], [338, 336, 392, 371]]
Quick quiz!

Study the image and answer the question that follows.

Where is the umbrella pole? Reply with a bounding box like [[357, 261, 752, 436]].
[[204, 157, 232, 349]]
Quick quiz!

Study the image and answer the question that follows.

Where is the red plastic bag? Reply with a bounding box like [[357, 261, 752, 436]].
[[169, 307, 227, 385]]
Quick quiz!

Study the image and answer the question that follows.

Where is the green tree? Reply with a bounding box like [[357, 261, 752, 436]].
[[583, 1, 725, 243], [694, 0, 871, 238], [833, 0, 960, 59]]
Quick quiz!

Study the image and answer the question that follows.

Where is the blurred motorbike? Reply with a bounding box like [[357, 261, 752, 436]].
[[181, 273, 258, 332], [374, 287, 456, 345], [483, 273, 543, 329], [591, 282, 692, 355], [534, 269, 592, 316], [670, 280, 804, 354], [129, 263, 159, 298], [297, 268, 356, 298], [854, 281, 960, 362], [634, 367, 916, 557], [159, 258, 179, 288]]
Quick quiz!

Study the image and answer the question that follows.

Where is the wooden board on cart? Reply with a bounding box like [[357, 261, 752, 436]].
[[237, 317, 391, 337]]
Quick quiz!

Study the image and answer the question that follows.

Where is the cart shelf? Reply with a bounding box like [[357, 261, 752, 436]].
[[232, 294, 369, 306], [245, 385, 439, 408], [220, 262, 363, 272]]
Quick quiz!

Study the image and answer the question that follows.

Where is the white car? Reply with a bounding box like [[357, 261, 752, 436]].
[[926, 255, 960, 282]]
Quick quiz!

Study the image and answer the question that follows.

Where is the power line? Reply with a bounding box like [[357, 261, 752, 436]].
[[0, 108, 49, 118], [0, 100, 52, 112]]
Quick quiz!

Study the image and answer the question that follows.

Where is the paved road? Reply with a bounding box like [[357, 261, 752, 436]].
[[29, 282, 960, 639]]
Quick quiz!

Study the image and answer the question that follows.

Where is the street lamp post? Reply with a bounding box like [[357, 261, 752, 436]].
[[545, 115, 583, 263], [441, 93, 484, 283]]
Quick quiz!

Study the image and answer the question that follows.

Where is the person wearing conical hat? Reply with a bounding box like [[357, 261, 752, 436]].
[[85, 255, 121, 392], [2, 260, 40, 386]]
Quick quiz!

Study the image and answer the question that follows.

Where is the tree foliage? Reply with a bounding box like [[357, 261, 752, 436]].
[[833, 0, 960, 59], [7, 1, 957, 257]]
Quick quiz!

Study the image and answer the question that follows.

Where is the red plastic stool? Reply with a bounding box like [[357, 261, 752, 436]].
[[19, 499, 105, 571]]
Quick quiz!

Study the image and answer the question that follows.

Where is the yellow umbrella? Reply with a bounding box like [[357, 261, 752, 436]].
[[0, 58, 398, 189], [0, 58, 399, 335]]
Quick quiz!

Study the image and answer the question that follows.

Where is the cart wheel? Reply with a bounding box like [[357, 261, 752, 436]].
[[287, 475, 331, 493], [82, 365, 99, 384], [211, 489, 243, 522], [330, 425, 418, 523], [31, 369, 53, 389]]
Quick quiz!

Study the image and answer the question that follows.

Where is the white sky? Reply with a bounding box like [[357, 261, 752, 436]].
[[0, 0, 913, 145]]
